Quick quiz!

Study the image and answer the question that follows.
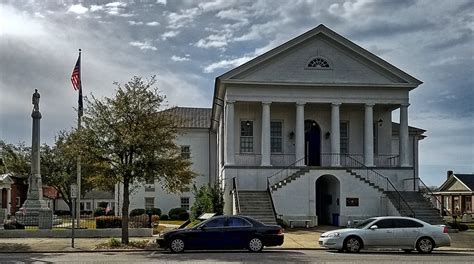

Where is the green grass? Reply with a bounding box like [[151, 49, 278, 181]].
[[159, 220, 186, 225]]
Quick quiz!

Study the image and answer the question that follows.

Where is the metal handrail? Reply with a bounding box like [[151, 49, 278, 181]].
[[405, 177, 451, 217], [267, 157, 306, 188], [344, 154, 415, 217], [232, 177, 241, 214]]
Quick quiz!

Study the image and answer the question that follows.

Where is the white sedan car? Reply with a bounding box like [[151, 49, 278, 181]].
[[319, 216, 450, 253]]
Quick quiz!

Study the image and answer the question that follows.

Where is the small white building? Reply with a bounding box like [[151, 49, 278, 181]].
[[119, 107, 216, 216], [124, 25, 436, 226]]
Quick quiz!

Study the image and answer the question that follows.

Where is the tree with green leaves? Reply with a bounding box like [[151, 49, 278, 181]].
[[0, 140, 30, 175], [77, 75, 196, 244], [41, 131, 108, 213], [190, 184, 224, 220]]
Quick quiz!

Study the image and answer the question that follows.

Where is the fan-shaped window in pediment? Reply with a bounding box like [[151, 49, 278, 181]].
[[307, 57, 330, 69]]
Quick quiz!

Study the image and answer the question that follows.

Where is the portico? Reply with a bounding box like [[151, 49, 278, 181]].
[[223, 99, 410, 168], [0, 174, 13, 215], [212, 25, 425, 226]]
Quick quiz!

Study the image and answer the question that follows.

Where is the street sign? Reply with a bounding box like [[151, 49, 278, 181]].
[[70, 184, 78, 199]]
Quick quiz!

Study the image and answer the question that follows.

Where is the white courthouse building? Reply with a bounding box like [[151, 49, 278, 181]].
[[124, 25, 441, 226]]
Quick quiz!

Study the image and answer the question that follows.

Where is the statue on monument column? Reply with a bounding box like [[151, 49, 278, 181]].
[[32, 89, 40, 112]]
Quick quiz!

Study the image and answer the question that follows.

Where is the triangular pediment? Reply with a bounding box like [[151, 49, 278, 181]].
[[438, 176, 472, 192], [219, 25, 422, 87]]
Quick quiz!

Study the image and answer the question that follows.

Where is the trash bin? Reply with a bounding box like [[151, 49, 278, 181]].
[[332, 213, 339, 226]]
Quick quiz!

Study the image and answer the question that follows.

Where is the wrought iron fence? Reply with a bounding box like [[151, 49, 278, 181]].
[[3, 214, 156, 230]]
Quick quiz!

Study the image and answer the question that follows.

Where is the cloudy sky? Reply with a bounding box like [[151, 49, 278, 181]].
[[0, 0, 472, 186]]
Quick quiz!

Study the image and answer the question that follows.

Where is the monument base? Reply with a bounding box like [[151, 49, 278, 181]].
[[15, 199, 53, 229]]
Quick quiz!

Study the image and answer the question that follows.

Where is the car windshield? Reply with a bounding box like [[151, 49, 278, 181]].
[[354, 218, 376, 229]]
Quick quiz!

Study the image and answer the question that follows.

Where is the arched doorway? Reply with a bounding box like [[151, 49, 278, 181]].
[[305, 120, 321, 166], [316, 175, 340, 225]]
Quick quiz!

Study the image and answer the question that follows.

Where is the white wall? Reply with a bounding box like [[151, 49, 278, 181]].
[[124, 128, 213, 216]]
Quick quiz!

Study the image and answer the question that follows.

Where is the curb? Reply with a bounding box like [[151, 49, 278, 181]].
[[1, 247, 473, 254]]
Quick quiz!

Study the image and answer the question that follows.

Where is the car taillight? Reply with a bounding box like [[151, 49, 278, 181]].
[[278, 228, 284, 235], [443, 226, 448, 234]]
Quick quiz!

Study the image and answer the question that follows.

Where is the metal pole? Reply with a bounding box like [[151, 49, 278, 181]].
[[72, 197, 75, 248], [76, 114, 82, 228]]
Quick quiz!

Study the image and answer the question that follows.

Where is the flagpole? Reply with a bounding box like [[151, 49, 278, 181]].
[[76, 48, 82, 228]]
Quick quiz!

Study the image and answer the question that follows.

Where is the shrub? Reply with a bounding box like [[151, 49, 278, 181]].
[[96, 216, 122, 228], [147, 208, 161, 216], [449, 222, 469, 231], [80, 210, 93, 216], [276, 218, 288, 228], [130, 209, 146, 217], [93, 207, 106, 217], [169, 208, 188, 220], [190, 184, 224, 220], [108, 237, 122, 247], [160, 214, 169, 220]]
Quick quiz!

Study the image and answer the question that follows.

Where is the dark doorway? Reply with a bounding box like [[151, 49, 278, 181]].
[[305, 120, 321, 166], [316, 175, 340, 225]]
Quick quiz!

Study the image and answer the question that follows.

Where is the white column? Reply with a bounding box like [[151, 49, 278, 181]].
[[295, 102, 305, 164], [6, 188, 11, 215], [331, 103, 341, 166], [364, 103, 374, 167], [399, 103, 410, 167], [261, 101, 271, 166], [225, 100, 235, 165]]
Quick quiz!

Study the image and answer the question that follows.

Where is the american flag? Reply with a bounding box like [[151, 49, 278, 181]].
[[71, 51, 83, 117], [71, 53, 81, 91]]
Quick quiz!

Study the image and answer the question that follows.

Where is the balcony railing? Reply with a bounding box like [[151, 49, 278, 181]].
[[234, 153, 399, 167]]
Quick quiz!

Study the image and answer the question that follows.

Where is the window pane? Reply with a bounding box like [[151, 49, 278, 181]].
[[340, 122, 349, 154], [205, 217, 226, 228], [145, 197, 154, 209], [271, 121, 282, 153], [181, 145, 190, 159], [240, 121, 254, 153], [228, 217, 251, 227], [374, 219, 395, 229], [181, 197, 190, 210]]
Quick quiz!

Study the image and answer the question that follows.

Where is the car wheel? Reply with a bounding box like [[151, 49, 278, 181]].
[[248, 237, 264, 252], [344, 236, 362, 253], [416, 237, 434, 254], [170, 237, 185, 253]]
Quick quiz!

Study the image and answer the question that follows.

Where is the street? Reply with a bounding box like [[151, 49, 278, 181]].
[[1, 250, 474, 263]]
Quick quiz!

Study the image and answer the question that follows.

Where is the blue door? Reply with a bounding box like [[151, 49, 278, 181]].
[[305, 120, 321, 166]]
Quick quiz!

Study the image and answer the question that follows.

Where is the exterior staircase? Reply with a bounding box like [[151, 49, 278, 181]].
[[345, 169, 385, 192], [269, 167, 310, 191], [237, 190, 277, 225], [386, 191, 445, 225]]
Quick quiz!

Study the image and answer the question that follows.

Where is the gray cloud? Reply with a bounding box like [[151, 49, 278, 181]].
[[0, 0, 473, 186]]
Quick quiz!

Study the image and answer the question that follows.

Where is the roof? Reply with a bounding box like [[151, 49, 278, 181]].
[[211, 24, 423, 131], [437, 173, 474, 192], [83, 190, 114, 199], [454, 174, 474, 191], [392, 122, 426, 137], [0, 173, 13, 184], [163, 107, 211, 129]]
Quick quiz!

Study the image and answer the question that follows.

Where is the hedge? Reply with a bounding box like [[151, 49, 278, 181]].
[[168, 208, 189, 220], [96, 216, 122, 228]]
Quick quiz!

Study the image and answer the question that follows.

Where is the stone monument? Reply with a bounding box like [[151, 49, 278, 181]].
[[15, 89, 53, 229]]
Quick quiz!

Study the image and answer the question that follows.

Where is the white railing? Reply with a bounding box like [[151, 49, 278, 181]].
[[233, 153, 400, 167]]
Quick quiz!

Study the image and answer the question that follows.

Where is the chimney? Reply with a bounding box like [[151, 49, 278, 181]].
[[447, 170, 454, 179]]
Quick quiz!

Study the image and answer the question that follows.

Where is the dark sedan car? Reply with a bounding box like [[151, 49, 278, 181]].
[[156, 215, 284, 253]]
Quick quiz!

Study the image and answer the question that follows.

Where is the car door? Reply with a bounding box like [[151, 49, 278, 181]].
[[223, 216, 253, 249], [394, 219, 423, 247], [363, 219, 396, 247], [187, 217, 227, 249]]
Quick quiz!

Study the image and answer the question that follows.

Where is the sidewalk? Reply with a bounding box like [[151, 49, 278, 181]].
[[1, 227, 473, 253]]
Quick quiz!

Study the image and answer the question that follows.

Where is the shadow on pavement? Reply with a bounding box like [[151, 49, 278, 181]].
[[0, 243, 32, 253], [146, 250, 309, 262], [0, 252, 64, 264]]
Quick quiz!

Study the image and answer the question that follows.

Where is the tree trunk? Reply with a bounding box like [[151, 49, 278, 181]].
[[121, 177, 130, 244]]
